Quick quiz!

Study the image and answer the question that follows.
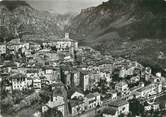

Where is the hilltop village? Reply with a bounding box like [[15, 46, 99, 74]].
[[0, 33, 166, 117]]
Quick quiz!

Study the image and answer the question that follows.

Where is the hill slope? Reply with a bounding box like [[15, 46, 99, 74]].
[[0, 0, 63, 42], [67, 0, 166, 70]]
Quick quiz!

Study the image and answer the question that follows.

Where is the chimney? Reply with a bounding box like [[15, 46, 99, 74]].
[[65, 33, 69, 39]]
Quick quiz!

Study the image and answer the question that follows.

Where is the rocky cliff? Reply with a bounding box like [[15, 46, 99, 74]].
[[0, 0, 63, 42], [67, 0, 166, 70]]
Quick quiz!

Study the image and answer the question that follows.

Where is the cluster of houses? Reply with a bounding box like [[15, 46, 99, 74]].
[[102, 99, 129, 117], [1, 33, 166, 117], [0, 33, 78, 59], [68, 91, 102, 116]]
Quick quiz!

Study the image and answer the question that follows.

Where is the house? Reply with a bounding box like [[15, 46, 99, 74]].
[[69, 92, 102, 116], [73, 71, 81, 86], [41, 52, 59, 62], [108, 100, 129, 116], [71, 91, 84, 99], [24, 50, 32, 57], [42, 95, 65, 116], [115, 81, 129, 96], [27, 77, 33, 87], [137, 83, 156, 98], [69, 99, 85, 116], [10, 73, 28, 90], [119, 67, 126, 78], [43, 33, 78, 57], [106, 90, 117, 100], [29, 42, 41, 51], [55, 33, 78, 52], [84, 92, 102, 110], [7, 39, 30, 52], [144, 105, 151, 111], [130, 75, 140, 83], [144, 103, 159, 112], [33, 78, 41, 90], [155, 82, 162, 93], [61, 70, 71, 86], [42, 67, 61, 83], [119, 66, 135, 78], [2, 78, 12, 92], [89, 72, 101, 83], [99, 71, 111, 83], [127, 91, 141, 100], [142, 67, 152, 81], [42, 83, 66, 116], [67, 87, 84, 99], [64, 70, 81, 87], [153, 103, 160, 111], [0, 43, 6, 55], [80, 71, 90, 91], [33, 111, 41, 117], [26, 69, 39, 78], [7, 38, 20, 51], [126, 67, 135, 76]]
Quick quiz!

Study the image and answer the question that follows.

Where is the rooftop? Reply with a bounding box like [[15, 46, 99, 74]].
[[9, 73, 26, 79], [108, 99, 128, 107], [67, 87, 83, 98], [102, 107, 117, 115], [116, 81, 128, 87], [86, 92, 100, 99], [26, 69, 39, 73], [137, 84, 155, 92], [69, 99, 84, 107], [107, 90, 117, 94]]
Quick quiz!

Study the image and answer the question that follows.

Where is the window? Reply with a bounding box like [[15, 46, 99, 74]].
[[122, 107, 125, 111]]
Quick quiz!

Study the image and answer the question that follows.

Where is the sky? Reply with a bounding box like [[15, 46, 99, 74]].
[[26, 0, 108, 14]]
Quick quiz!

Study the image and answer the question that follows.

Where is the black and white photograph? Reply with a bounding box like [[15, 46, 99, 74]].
[[0, 0, 166, 117]]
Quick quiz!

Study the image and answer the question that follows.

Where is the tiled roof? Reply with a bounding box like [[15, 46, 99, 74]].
[[9, 73, 26, 79], [26, 69, 39, 73], [116, 81, 128, 87], [67, 88, 83, 98], [108, 99, 128, 107], [86, 92, 100, 99], [103, 107, 117, 115], [69, 99, 84, 107], [137, 84, 155, 92]]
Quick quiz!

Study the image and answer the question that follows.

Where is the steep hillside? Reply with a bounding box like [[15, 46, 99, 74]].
[[55, 13, 76, 30], [67, 0, 166, 70], [0, 0, 63, 42]]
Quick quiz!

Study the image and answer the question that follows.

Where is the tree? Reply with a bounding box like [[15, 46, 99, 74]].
[[0, 26, 14, 42], [43, 108, 63, 117], [39, 91, 50, 104], [119, 113, 125, 117], [1, 96, 14, 114], [129, 95, 144, 116], [51, 46, 57, 52]]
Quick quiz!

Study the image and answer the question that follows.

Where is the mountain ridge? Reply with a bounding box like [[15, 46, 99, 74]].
[[0, 0, 67, 42], [67, 0, 166, 70]]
